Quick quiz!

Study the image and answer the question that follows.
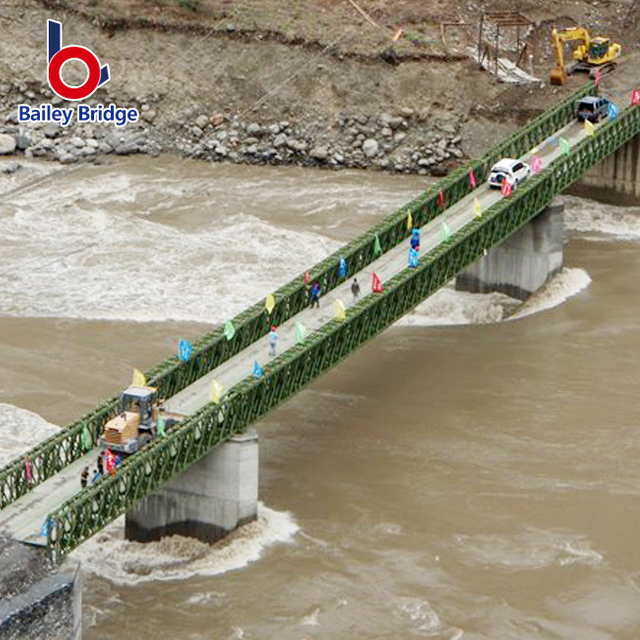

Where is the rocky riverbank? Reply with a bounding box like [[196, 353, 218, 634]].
[[0, 79, 466, 176]]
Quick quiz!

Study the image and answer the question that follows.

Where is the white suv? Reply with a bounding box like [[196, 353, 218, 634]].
[[488, 158, 531, 189]]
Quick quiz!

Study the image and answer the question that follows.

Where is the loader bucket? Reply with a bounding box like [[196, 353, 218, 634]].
[[549, 67, 566, 86]]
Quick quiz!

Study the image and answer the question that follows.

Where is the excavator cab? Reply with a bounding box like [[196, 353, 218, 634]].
[[119, 385, 158, 429], [588, 38, 612, 63]]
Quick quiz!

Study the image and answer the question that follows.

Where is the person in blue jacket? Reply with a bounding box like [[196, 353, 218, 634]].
[[410, 227, 420, 251], [310, 282, 321, 308]]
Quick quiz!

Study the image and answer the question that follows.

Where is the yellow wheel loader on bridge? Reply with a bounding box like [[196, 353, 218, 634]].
[[550, 26, 621, 86]]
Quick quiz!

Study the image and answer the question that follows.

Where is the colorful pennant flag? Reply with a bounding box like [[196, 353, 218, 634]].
[[132, 368, 146, 387], [178, 339, 193, 362], [530, 146, 540, 155], [373, 234, 382, 255], [468, 169, 477, 189], [25, 457, 31, 483], [438, 188, 444, 209], [593, 68, 602, 86], [483, 248, 488, 256], [372, 272, 383, 293], [253, 361, 263, 378], [473, 197, 482, 218], [633, 89, 640, 107], [81, 426, 92, 451], [559, 137, 571, 155], [607, 102, 619, 120], [501, 179, 512, 198], [294, 321, 306, 344], [441, 221, 451, 240], [40, 518, 50, 538], [406, 210, 413, 230], [224, 320, 235, 341], [530, 155, 542, 174], [338, 257, 347, 278], [334, 299, 346, 320], [211, 379, 224, 403], [303, 270, 311, 285], [157, 411, 165, 438], [584, 119, 595, 136], [408, 247, 419, 268], [265, 294, 276, 314]]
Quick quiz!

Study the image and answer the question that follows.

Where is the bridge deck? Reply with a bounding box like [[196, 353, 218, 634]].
[[0, 118, 591, 546]]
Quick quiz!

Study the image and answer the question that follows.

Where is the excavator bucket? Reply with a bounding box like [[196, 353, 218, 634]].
[[550, 67, 566, 86]]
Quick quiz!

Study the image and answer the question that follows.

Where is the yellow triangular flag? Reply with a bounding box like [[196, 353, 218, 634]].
[[334, 299, 346, 320], [473, 197, 482, 218], [406, 210, 413, 230], [211, 379, 224, 404], [584, 119, 595, 136], [530, 146, 539, 154], [265, 294, 275, 314], [132, 368, 146, 387]]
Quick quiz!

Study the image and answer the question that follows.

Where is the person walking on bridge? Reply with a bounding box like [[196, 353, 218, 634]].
[[310, 282, 321, 308], [351, 278, 361, 304], [80, 466, 89, 489], [268, 326, 279, 356], [410, 227, 420, 251]]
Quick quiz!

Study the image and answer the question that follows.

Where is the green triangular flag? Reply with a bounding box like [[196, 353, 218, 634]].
[[224, 320, 235, 341], [559, 137, 571, 155], [295, 321, 306, 344], [442, 220, 451, 240], [157, 412, 165, 438], [81, 426, 92, 452], [373, 234, 382, 255]]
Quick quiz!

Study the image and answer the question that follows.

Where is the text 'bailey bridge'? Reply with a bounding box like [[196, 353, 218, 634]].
[[1, 82, 640, 562]]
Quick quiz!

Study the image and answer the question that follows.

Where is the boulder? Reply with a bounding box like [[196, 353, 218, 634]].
[[310, 146, 329, 161], [14, 134, 32, 151], [195, 115, 209, 129], [362, 138, 379, 158], [2, 161, 22, 174], [247, 122, 261, 135], [142, 109, 156, 123], [0, 133, 17, 155], [210, 113, 225, 127]]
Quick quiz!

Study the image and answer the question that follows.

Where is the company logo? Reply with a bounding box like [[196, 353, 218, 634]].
[[47, 19, 109, 101], [18, 20, 139, 128]]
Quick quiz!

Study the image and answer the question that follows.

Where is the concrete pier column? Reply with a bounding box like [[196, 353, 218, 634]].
[[455, 200, 564, 301], [570, 132, 640, 206], [125, 430, 258, 544]]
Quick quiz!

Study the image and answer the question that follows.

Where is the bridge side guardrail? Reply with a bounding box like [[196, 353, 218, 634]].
[[47, 94, 638, 559]]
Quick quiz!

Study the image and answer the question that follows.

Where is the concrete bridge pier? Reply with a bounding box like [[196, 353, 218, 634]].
[[570, 132, 640, 206], [455, 200, 564, 301], [125, 430, 258, 544]]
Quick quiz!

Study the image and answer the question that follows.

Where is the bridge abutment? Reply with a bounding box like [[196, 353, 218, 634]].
[[455, 200, 564, 301], [570, 132, 640, 205], [125, 430, 258, 544]]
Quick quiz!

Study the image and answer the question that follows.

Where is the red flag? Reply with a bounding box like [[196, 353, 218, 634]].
[[372, 272, 383, 293], [437, 189, 444, 209], [593, 68, 602, 85], [303, 270, 311, 285], [632, 89, 640, 107], [25, 457, 32, 483], [501, 179, 512, 198], [468, 169, 476, 189]]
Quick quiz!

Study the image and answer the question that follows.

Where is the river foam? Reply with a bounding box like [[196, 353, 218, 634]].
[[69, 502, 299, 585]]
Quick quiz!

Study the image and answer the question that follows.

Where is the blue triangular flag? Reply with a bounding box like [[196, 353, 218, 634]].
[[178, 339, 193, 362], [253, 361, 264, 378], [607, 102, 619, 120]]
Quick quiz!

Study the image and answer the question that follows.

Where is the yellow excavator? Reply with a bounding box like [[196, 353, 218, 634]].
[[550, 27, 621, 86]]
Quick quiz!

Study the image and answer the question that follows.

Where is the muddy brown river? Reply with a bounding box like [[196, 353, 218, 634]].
[[1, 156, 640, 639]]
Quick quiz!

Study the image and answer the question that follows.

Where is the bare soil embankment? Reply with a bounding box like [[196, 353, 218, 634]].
[[0, 0, 638, 173]]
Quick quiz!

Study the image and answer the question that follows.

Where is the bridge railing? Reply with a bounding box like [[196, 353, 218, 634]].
[[0, 83, 596, 513], [47, 93, 639, 559]]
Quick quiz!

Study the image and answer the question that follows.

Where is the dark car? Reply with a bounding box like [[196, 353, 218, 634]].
[[575, 96, 610, 123]]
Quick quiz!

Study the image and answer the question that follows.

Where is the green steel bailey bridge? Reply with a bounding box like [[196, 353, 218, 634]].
[[1, 82, 639, 561]]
